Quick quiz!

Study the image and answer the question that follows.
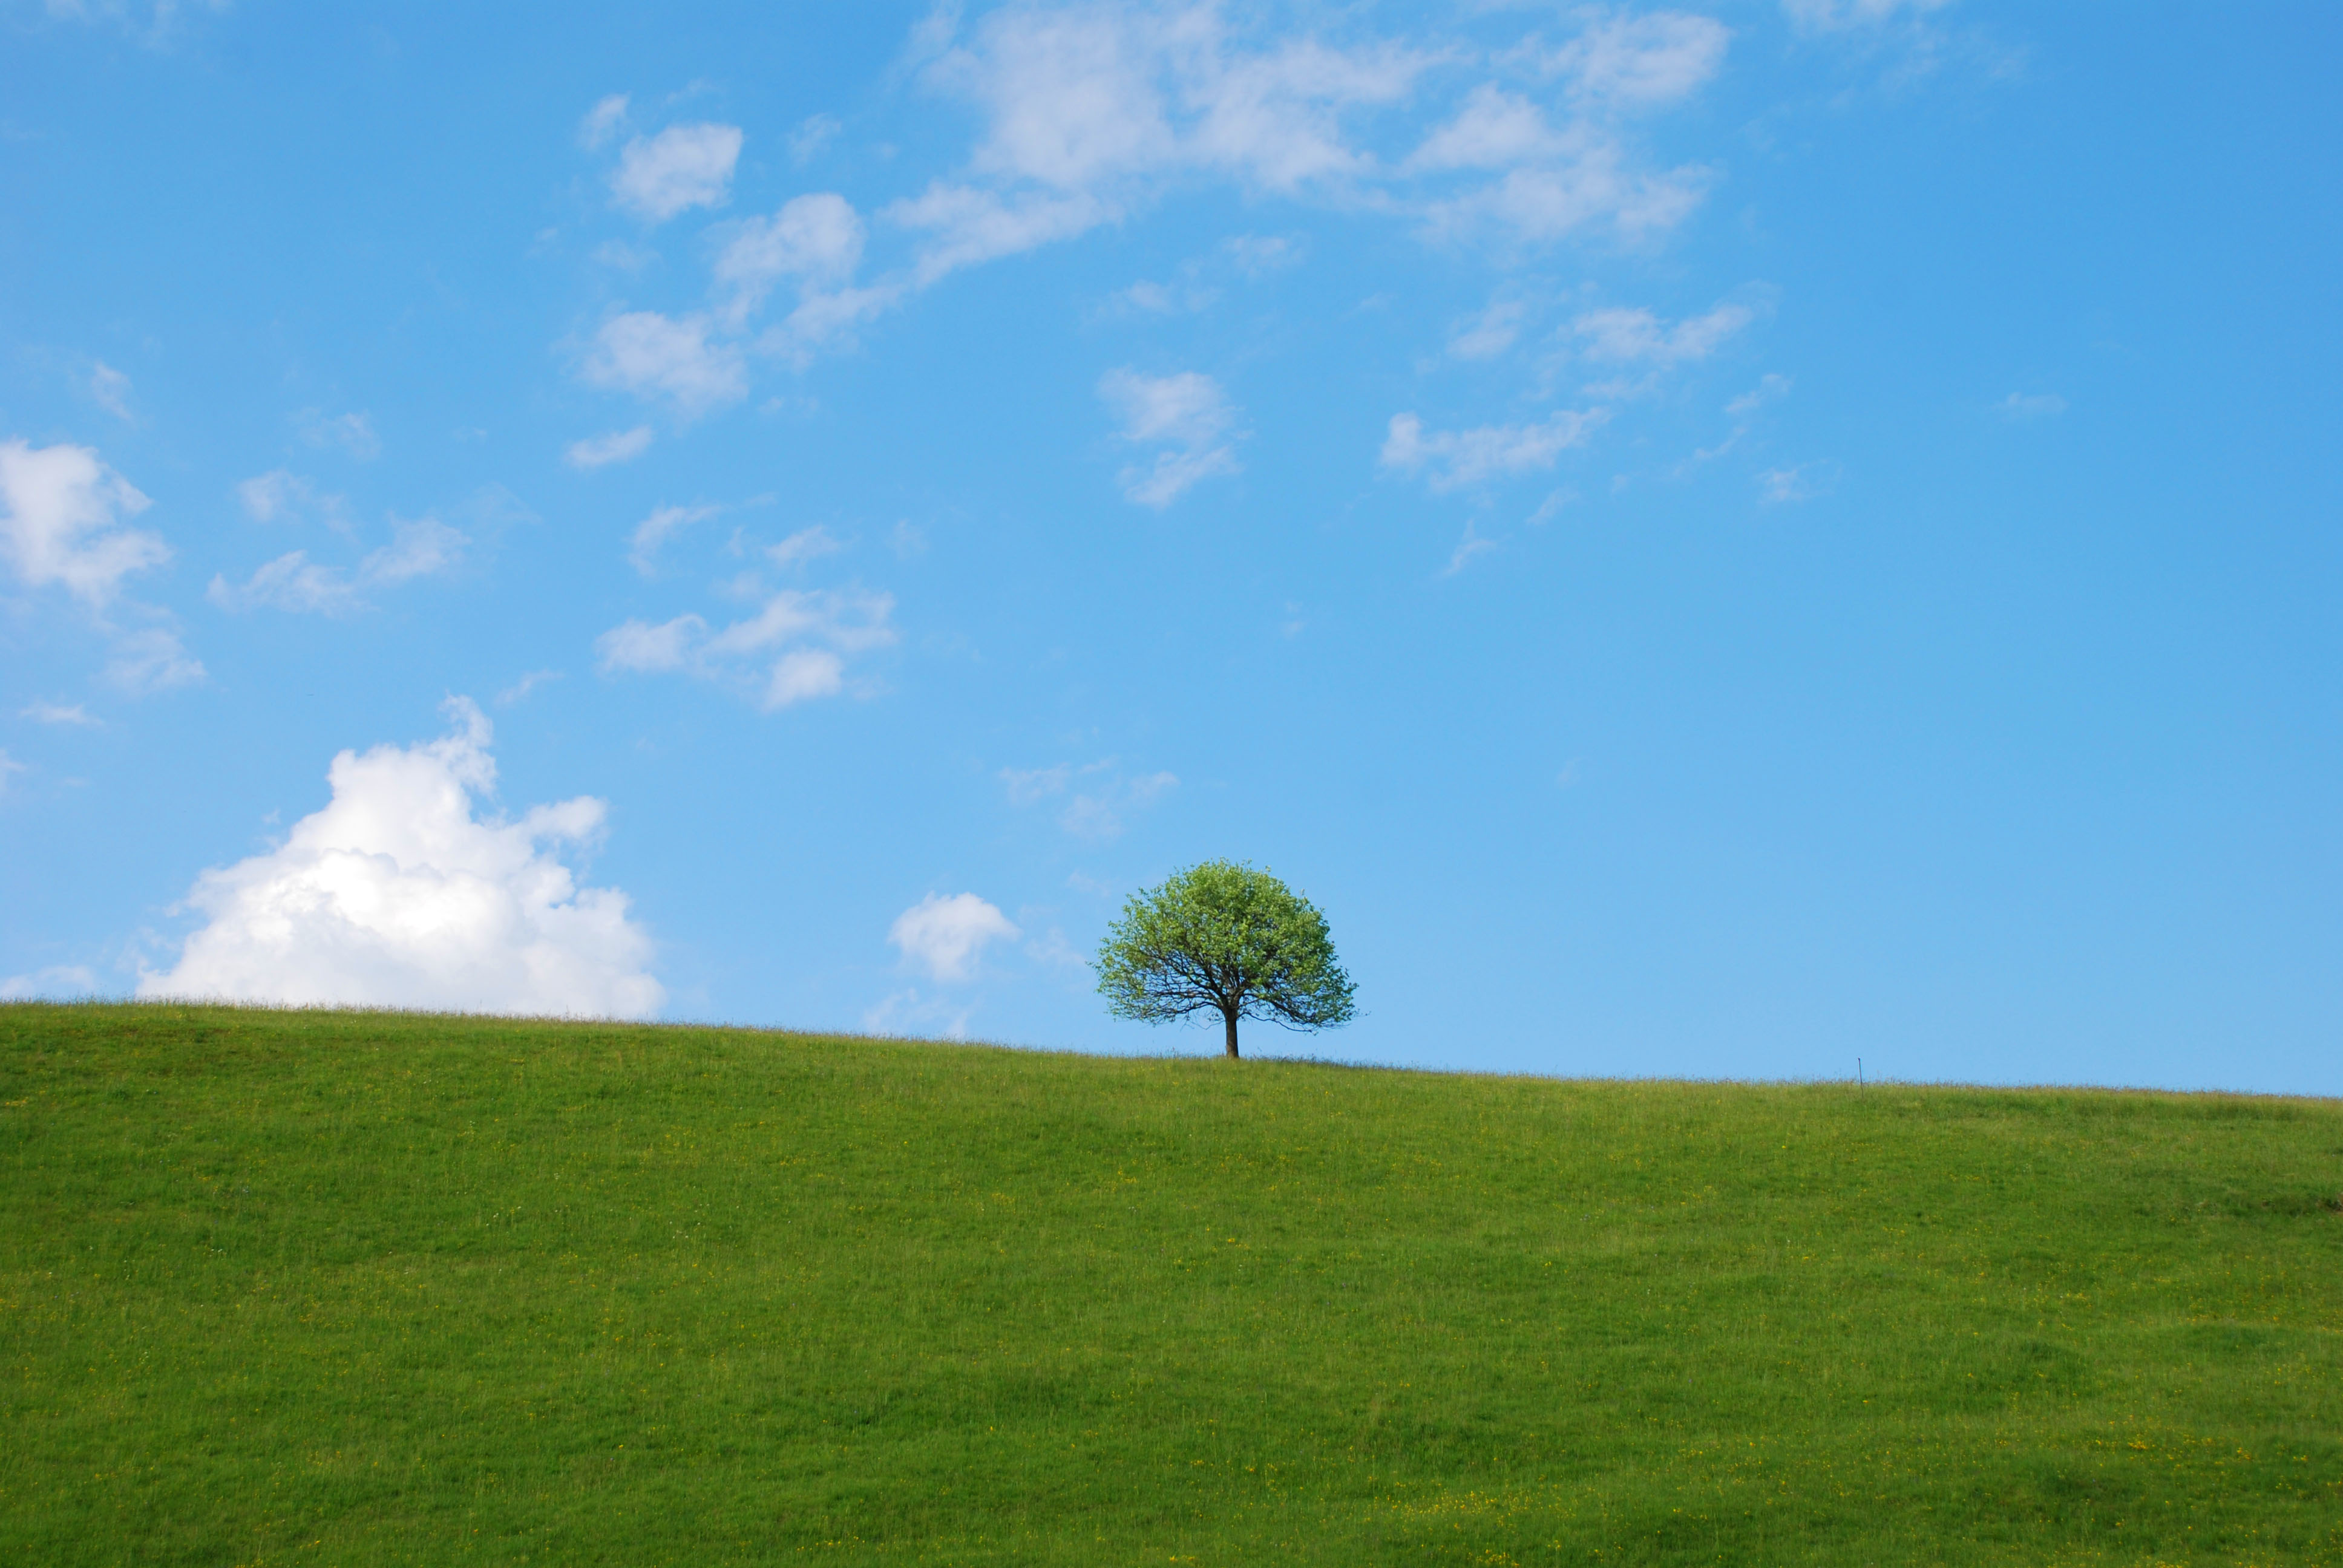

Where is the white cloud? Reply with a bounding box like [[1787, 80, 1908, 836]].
[[931, 4, 1424, 197], [714, 193, 868, 324], [888, 892, 1019, 982], [1999, 391, 2067, 419], [236, 469, 352, 528], [861, 987, 975, 1040], [1000, 764, 1072, 806], [1573, 301, 1753, 365], [296, 409, 381, 460], [103, 625, 203, 693], [208, 551, 362, 615], [209, 515, 466, 614], [1380, 407, 1609, 491], [1726, 373, 1793, 418], [34, 0, 225, 44], [626, 503, 718, 576], [496, 670, 560, 707], [1550, 12, 1731, 108], [1449, 297, 1529, 360], [578, 93, 629, 149], [1099, 368, 1241, 508], [766, 525, 843, 570], [595, 587, 896, 711], [0, 439, 169, 606], [1757, 461, 1838, 503], [788, 112, 842, 165], [1407, 84, 1567, 172], [889, 182, 1114, 287], [1440, 521, 1499, 578], [137, 698, 663, 1018], [610, 123, 743, 222], [582, 311, 749, 417], [0, 748, 23, 795], [21, 699, 99, 726], [1783, 0, 1954, 31], [0, 964, 99, 999], [565, 426, 655, 470], [90, 361, 133, 420], [362, 515, 465, 584], [1001, 757, 1177, 839]]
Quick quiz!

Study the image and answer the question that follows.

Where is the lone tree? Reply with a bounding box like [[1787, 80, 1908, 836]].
[[1095, 860, 1355, 1058]]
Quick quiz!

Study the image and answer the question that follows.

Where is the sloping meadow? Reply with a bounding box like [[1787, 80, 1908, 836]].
[[2, 1003, 2339, 1564]]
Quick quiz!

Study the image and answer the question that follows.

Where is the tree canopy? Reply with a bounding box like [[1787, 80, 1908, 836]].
[[1094, 860, 1354, 1058]]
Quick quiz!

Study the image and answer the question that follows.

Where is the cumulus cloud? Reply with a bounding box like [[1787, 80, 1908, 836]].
[[565, 426, 655, 469], [138, 697, 663, 1018], [0, 439, 169, 606], [611, 122, 743, 222], [888, 892, 1020, 982], [582, 311, 748, 417], [208, 515, 467, 615], [1380, 407, 1609, 491], [595, 587, 896, 710], [1099, 368, 1242, 507]]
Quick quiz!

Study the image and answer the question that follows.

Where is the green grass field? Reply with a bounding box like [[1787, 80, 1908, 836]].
[[2, 1004, 2339, 1565]]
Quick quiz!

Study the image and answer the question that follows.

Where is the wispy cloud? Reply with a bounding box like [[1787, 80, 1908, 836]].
[[89, 361, 133, 420], [1440, 521, 1499, 578], [208, 515, 467, 615], [596, 587, 896, 711], [1999, 391, 2067, 419], [1380, 407, 1608, 492], [1000, 757, 1178, 840], [578, 93, 629, 150], [626, 503, 719, 576], [1099, 368, 1242, 508], [1757, 460, 1840, 503], [21, 699, 99, 726], [565, 426, 655, 470], [295, 409, 381, 460]]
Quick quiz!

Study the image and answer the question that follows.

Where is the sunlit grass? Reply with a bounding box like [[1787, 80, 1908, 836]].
[[3, 1002, 2339, 1564]]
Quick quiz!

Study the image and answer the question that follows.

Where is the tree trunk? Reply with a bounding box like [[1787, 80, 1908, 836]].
[[1223, 1009, 1240, 1059]]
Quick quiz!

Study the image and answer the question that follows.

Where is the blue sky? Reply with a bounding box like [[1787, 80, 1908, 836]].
[[3, 1, 2338, 1091]]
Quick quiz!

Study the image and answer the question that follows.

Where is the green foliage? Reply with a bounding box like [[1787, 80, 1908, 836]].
[[5, 1002, 2343, 1566], [1095, 859, 1355, 1056]]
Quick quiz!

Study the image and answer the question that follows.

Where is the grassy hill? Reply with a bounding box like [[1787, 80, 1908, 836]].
[[2, 1004, 2339, 1565]]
